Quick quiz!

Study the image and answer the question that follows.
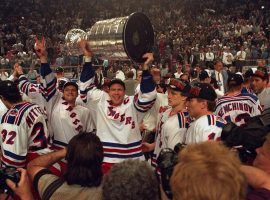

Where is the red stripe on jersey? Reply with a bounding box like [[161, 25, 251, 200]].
[[14, 103, 31, 124], [103, 146, 142, 154], [211, 115, 215, 125], [1, 155, 26, 167]]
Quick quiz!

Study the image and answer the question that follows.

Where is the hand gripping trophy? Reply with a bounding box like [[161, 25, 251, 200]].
[[65, 12, 154, 63]]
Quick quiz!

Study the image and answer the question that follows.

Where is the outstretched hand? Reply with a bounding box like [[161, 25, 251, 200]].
[[34, 36, 47, 59], [13, 63, 24, 77], [79, 39, 92, 57]]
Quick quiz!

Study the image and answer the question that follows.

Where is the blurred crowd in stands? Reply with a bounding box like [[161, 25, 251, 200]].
[[0, 0, 270, 78]]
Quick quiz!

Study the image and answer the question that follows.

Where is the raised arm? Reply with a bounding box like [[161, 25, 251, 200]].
[[34, 37, 58, 102], [134, 53, 157, 117], [78, 40, 103, 103]]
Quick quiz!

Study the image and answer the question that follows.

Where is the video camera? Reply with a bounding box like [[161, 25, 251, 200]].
[[0, 167, 21, 195], [157, 143, 186, 199]]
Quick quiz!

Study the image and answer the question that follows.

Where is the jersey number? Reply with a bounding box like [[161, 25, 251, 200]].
[[1, 130, 16, 145]]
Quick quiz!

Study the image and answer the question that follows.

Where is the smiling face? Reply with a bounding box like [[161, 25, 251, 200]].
[[63, 85, 78, 104], [108, 83, 125, 106]]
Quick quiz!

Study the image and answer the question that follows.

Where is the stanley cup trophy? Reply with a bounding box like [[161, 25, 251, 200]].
[[65, 12, 154, 63]]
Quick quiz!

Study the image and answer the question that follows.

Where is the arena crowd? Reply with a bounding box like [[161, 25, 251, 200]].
[[0, 0, 270, 200]]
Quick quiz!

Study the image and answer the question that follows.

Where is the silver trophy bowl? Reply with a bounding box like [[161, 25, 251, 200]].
[[65, 29, 87, 56], [65, 12, 154, 63]]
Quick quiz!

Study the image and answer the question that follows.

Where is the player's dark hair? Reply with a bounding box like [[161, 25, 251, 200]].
[[65, 131, 103, 187], [207, 100, 216, 112], [103, 159, 159, 200], [197, 98, 216, 112]]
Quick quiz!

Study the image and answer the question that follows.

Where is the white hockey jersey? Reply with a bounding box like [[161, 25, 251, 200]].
[[79, 62, 157, 163], [185, 114, 226, 144], [39, 63, 95, 149], [215, 92, 262, 126], [0, 102, 50, 167], [152, 107, 189, 169]]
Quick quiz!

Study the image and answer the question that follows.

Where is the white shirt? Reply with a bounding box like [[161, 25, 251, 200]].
[[115, 70, 125, 81], [258, 88, 270, 110], [205, 52, 214, 61], [236, 50, 246, 61], [215, 70, 225, 94]]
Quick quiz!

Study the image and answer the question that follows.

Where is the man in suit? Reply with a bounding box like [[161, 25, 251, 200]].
[[212, 60, 228, 95]]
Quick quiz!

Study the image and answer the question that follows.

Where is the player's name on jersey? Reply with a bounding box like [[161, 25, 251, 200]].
[[217, 102, 253, 116], [26, 107, 47, 128]]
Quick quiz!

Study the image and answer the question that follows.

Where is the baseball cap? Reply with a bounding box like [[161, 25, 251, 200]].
[[109, 79, 126, 90], [55, 66, 64, 73], [0, 80, 21, 101], [168, 79, 191, 96], [63, 81, 78, 91], [252, 67, 269, 80], [189, 83, 217, 101], [199, 70, 210, 81], [227, 73, 244, 86]]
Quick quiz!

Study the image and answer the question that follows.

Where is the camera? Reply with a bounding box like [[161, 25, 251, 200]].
[[157, 143, 186, 199], [0, 167, 21, 195]]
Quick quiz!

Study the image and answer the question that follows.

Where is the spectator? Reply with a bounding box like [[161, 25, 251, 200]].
[[103, 159, 159, 200], [170, 141, 247, 200], [26, 132, 103, 200], [124, 70, 138, 96], [251, 67, 270, 110]]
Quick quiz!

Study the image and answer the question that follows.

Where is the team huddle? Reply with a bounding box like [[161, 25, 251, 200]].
[[0, 37, 269, 177]]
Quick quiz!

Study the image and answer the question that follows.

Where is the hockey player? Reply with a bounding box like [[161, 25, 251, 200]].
[[143, 79, 191, 170], [185, 83, 226, 144], [78, 40, 156, 172], [32, 37, 94, 149], [215, 73, 262, 126], [0, 80, 50, 167]]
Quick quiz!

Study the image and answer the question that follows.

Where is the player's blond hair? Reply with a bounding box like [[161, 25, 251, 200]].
[[170, 141, 247, 200]]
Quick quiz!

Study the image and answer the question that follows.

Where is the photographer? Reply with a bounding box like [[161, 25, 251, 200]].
[[26, 131, 103, 200]]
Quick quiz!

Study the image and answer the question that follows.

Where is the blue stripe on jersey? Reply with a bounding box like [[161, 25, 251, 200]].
[[16, 103, 34, 125], [40, 63, 52, 77], [4, 103, 34, 126], [46, 89, 56, 102], [4, 150, 26, 161], [53, 139, 68, 147], [207, 115, 212, 126], [104, 152, 144, 159], [216, 121, 225, 128], [140, 70, 156, 93], [177, 113, 185, 128], [136, 98, 156, 106], [134, 104, 149, 113], [102, 141, 142, 148], [80, 62, 95, 82], [238, 93, 258, 101]]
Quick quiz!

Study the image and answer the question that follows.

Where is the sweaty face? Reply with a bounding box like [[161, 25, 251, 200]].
[[186, 98, 205, 119], [167, 88, 185, 108], [109, 83, 125, 106], [251, 77, 267, 93], [253, 140, 270, 172], [63, 85, 78, 103]]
